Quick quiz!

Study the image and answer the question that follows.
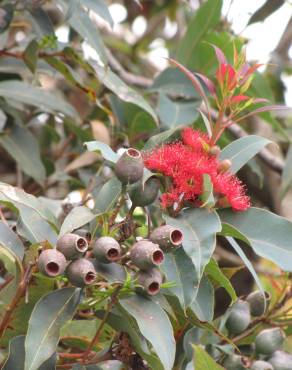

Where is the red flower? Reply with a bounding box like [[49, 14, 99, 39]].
[[144, 128, 250, 212]]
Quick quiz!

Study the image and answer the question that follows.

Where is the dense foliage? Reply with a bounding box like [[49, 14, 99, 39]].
[[0, 1, 292, 369]]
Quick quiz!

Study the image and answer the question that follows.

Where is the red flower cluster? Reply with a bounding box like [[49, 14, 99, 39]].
[[144, 128, 250, 212]]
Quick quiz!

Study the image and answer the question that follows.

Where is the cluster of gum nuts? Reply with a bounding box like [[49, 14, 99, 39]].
[[37, 148, 183, 294], [223, 291, 292, 370], [37, 225, 183, 295]]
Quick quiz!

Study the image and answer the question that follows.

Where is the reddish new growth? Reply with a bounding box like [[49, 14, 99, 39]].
[[144, 128, 250, 212]]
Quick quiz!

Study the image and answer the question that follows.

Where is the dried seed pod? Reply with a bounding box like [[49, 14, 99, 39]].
[[255, 328, 285, 355], [56, 233, 88, 260], [66, 258, 96, 287], [268, 351, 292, 370], [226, 300, 251, 335], [92, 236, 121, 263], [251, 360, 274, 370], [129, 177, 160, 207], [137, 268, 163, 295], [247, 290, 271, 317], [114, 148, 144, 184], [149, 225, 183, 252], [223, 354, 247, 370], [130, 240, 164, 269], [37, 249, 67, 277]]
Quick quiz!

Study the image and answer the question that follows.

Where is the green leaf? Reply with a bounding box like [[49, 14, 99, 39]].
[[0, 81, 77, 117], [0, 125, 46, 185], [93, 261, 126, 283], [80, 0, 114, 27], [85, 141, 119, 164], [94, 177, 122, 214], [225, 236, 265, 299], [94, 64, 157, 122], [200, 174, 215, 209], [162, 247, 198, 310], [281, 144, 292, 198], [192, 345, 224, 370], [58, 0, 107, 63], [157, 94, 199, 128], [24, 288, 81, 370], [219, 207, 292, 272], [164, 208, 221, 281], [120, 295, 176, 370], [3, 336, 57, 370], [177, 0, 223, 67], [220, 135, 272, 173], [205, 258, 237, 303], [0, 221, 24, 261], [143, 126, 182, 151], [150, 67, 200, 98], [60, 206, 97, 236], [190, 276, 214, 322], [23, 39, 39, 74], [60, 319, 100, 341]]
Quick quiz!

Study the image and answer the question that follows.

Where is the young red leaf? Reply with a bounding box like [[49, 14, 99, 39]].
[[230, 95, 249, 104], [210, 43, 227, 64], [195, 72, 216, 96]]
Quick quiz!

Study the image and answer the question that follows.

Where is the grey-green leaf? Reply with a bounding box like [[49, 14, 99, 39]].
[[0, 221, 24, 261], [190, 276, 214, 322], [0, 125, 46, 185], [143, 126, 182, 151], [85, 141, 119, 164], [24, 288, 81, 370], [165, 208, 221, 281], [193, 345, 224, 370], [94, 177, 122, 214], [220, 207, 292, 272], [0, 81, 77, 117], [60, 206, 97, 236], [80, 0, 114, 27], [120, 295, 176, 370], [162, 247, 198, 310], [220, 135, 271, 173]]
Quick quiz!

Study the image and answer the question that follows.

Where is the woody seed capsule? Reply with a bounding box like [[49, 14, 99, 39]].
[[255, 327, 285, 355], [56, 233, 88, 260], [137, 268, 163, 296], [114, 148, 144, 184], [66, 258, 96, 287], [149, 225, 183, 252], [37, 249, 67, 277], [129, 177, 160, 207], [226, 300, 251, 335], [93, 236, 121, 263], [130, 240, 164, 270]]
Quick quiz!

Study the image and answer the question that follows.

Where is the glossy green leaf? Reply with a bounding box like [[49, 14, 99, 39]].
[[220, 207, 292, 271], [193, 345, 224, 370], [190, 276, 214, 322], [94, 177, 122, 214], [0, 81, 77, 117], [0, 221, 24, 261], [23, 39, 39, 73], [0, 125, 46, 185], [205, 258, 237, 302], [150, 67, 200, 98], [120, 295, 176, 370], [3, 336, 57, 370], [162, 247, 198, 309], [177, 0, 223, 66], [80, 0, 114, 27], [24, 288, 81, 370], [94, 64, 157, 122], [157, 94, 199, 128], [60, 206, 97, 236], [85, 141, 119, 164], [93, 261, 126, 283], [220, 135, 272, 173], [165, 208, 221, 281]]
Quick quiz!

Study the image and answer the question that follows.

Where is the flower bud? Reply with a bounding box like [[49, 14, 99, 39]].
[[129, 177, 160, 207], [209, 145, 221, 156], [251, 361, 274, 370], [66, 258, 96, 287], [247, 290, 271, 317], [114, 148, 144, 185], [223, 354, 246, 370], [37, 249, 67, 277], [149, 225, 183, 252], [268, 351, 292, 370], [255, 328, 285, 355], [137, 268, 163, 295], [56, 233, 88, 260], [226, 300, 251, 335], [130, 240, 164, 269], [92, 236, 121, 263], [218, 159, 232, 173]]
